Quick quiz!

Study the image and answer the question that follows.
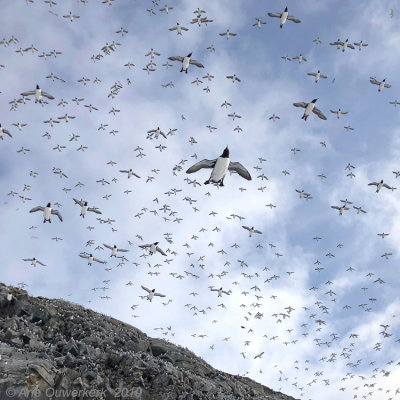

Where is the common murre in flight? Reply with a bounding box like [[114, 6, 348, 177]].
[[29, 203, 63, 222], [103, 243, 129, 257], [73, 198, 102, 217], [293, 99, 327, 121], [168, 53, 204, 73], [79, 253, 107, 265], [267, 7, 301, 28], [139, 242, 167, 256], [186, 146, 252, 186], [141, 286, 166, 302], [20, 85, 54, 103]]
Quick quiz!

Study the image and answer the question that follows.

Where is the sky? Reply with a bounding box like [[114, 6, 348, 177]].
[[1, 0, 400, 399]]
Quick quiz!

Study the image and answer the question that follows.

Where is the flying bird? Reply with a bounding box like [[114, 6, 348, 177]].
[[268, 7, 301, 28], [29, 203, 63, 222], [370, 77, 391, 92], [103, 244, 129, 257], [20, 85, 54, 102], [242, 226, 262, 237], [186, 146, 252, 186], [293, 99, 327, 121], [139, 242, 167, 256], [141, 286, 166, 302], [168, 53, 204, 73], [73, 199, 102, 217]]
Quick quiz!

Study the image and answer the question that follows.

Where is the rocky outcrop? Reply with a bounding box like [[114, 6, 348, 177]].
[[0, 282, 297, 400]]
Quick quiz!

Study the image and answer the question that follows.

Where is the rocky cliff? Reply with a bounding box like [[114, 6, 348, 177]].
[[0, 282, 297, 400]]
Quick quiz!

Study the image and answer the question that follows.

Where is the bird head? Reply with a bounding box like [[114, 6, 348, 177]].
[[221, 146, 229, 157], [36, 84, 40, 89], [84, 201, 88, 206], [46, 202, 51, 207], [312, 98, 318, 103], [284, 6, 288, 11], [154, 242, 159, 245], [187, 52, 192, 57]]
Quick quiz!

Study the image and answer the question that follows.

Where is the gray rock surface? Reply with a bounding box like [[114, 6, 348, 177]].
[[0, 282, 298, 400]]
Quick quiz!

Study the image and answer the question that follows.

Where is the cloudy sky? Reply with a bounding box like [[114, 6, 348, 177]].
[[1, 0, 400, 399]]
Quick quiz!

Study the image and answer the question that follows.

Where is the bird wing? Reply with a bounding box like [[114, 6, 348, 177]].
[[384, 83, 392, 88], [369, 78, 379, 85], [312, 107, 327, 120], [37, 261, 46, 266], [228, 162, 252, 180], [79, 254, 89, 259], [242, 226, 250, 231], [23, 258, 33, 261], [103, 243, 113, 249], [139, 244, 151, 249], [117, 248, 129, 252], [51, 209, 63, 221], [141, 285, 151, 293], [293, 102, 307, 108], [354, 42, 360, 46], [73, 198, 84, 206], [254, 230, 262, 234], [29, 206, 44, 213], [42, 91, 55, 99], [168, 27, 177, 31], [119, 170, 129, 173], [186, 159, 216, 174], [307, 73, 317, 77], [156, 246, 167, 256], [88, 207, 102, 214], [320, 74, 328, 78], [181, 27, 188, 31], [331, 206, 340, 210], [267, 12, 281, 18], [347, 44, 355, 49], [93, 258, 106, 264], [329, 41, 342, 46], [368, 182, 378, 186], [168, 56, 184, 62], [189, 59, 204, 68], [383, 183, 392, 189], [4, 129, 12, 137], [154, 292, 166, 297], [287, 16, 301, 23], [20, 90, 35, 96]]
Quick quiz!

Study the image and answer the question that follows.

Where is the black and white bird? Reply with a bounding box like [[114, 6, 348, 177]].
[[29, 203, 63, 222], [293, 99, 327, 121], [368, 179, 393, 192], [307, 70, 327, 83], [186, 146, 252, 186], [210, 287, 231, 297], [370, 77, 391, 92], [0, 124, 12, 140], [242, 226, 262, 237], [329, 38, 355, 52], [119, 169, 141, 179], [73, 198, 102, 217], [141, 286, 166, 302], [267, 7, 301, 28], [20, 85, 54, 103], [168, 53, 204, 73], [23, 257, 46, 266], [79, 253, 107, 265], [139, 242, 167, 256], [103, 244, 129, 257]]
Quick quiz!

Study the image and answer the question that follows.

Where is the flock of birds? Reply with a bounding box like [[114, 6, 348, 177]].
[[2, 1, 400, 400]]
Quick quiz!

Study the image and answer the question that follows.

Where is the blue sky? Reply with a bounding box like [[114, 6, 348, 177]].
[[1, 0, 400, 399]]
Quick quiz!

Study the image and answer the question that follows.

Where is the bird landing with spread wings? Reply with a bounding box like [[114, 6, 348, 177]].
[[186, 146, 251, 186]]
